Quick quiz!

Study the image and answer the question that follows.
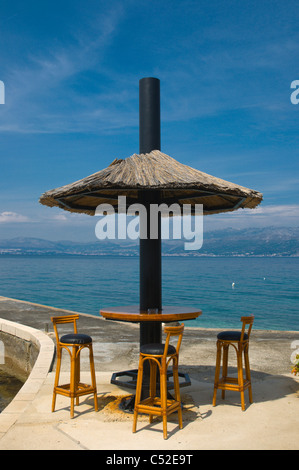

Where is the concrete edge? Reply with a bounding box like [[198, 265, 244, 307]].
[[0, 295, 100, 320], [0, 318, 55, 436]]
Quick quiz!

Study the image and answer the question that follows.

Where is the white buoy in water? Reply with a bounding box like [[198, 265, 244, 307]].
[[232, 282, 235, 288]]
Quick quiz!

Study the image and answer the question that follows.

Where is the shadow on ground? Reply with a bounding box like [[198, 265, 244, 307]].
[[182, 365, 299, 406]]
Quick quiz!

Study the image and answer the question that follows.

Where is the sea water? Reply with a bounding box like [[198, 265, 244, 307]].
[[0, 255, 298, 331]]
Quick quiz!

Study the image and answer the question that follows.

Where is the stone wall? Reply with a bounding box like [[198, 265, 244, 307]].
[[0, 331, 39, 381]]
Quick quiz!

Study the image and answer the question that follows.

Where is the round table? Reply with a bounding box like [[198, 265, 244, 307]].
[[100, 305, 202, 411], [100, 305, 202, 323]]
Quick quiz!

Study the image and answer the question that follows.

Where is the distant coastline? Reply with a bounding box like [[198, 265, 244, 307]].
[[0, 226, 298, 257]]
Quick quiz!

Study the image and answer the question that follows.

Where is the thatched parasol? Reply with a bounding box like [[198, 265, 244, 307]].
[[39, 76, 263, 333], [39, 149, 262, 216]]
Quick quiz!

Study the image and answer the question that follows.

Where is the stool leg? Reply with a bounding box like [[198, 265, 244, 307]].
[[75, 348, 80, 406], [160, 361, 168, 440], [89, 345, 98, 412], [70, 346, 77, 418], [237, 345, 245, 411], [149, 360, 157, 423], [213, 341, 222, 406], [133, 356, 143, 433], [221, 344, 229, 399], [244, 345, 253, 404], [173, 356, 183, 430], [52, 347, 62, 412]]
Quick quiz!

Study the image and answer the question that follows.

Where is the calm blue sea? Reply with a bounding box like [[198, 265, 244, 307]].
[[0, 255, 298, 331]]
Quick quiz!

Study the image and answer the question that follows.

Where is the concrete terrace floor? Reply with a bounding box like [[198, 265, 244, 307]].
[[0, 296, 298, 451]]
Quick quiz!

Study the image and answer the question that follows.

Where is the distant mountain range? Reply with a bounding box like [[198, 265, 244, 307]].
[[0, 227, 298, 257]]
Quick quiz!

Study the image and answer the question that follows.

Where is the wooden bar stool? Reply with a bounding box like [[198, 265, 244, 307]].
[[213, 316, 254, 411], [51, 315, 98, 418], [133, 323, 184, 440]]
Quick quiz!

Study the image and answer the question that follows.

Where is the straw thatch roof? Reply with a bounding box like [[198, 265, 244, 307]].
[[39, 150, 263, 215]]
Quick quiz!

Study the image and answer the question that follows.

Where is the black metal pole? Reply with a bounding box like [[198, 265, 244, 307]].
[[139, 77, 161, 154], [118, 79, 189, 409], [139, 77, 162, 347]]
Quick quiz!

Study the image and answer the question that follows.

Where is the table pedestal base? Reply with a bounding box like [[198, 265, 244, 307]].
[[119, 395, 136, 413]]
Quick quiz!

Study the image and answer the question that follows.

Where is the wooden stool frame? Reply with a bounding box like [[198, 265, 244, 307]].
[[51, 315, 98, 418], [133, 324, 184, 440], [213, 316, 254, 411]]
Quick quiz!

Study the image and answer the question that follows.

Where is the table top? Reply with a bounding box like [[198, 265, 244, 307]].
[[100, 305, 202, 323]]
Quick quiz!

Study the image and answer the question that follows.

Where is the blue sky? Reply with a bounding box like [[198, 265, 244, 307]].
[[0, 0, 298, 241]]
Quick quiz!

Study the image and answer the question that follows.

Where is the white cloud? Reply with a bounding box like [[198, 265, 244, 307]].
[[51, 214, 68, 221], [205, 204, 299, 231], [235, 204, 299, 218], [0, 211, 30, 223]]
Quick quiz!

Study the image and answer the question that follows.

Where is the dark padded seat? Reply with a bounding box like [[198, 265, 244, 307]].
[[140, 343, 176, 356], [60, 333, 92, 345], [217, 331, 248, 341]]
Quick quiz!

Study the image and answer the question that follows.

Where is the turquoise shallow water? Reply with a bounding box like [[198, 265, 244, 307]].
[[0, 255, 298, 331]]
